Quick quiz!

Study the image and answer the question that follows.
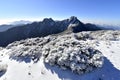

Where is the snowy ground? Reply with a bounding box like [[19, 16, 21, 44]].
[[0, 31, 120, 80]]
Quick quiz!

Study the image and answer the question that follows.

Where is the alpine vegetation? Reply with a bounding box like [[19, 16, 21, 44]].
[[42, 35, 103, 74], [6, 32, 104, 74]]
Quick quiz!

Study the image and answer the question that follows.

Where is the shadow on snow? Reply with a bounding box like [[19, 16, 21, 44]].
[[44, 57, 120, 80]]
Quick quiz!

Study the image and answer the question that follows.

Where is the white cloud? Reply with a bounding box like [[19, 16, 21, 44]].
[[0, 18, 42, 25]]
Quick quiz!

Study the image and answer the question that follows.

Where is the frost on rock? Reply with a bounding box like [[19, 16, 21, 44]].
[[0, 47, 3, 51]]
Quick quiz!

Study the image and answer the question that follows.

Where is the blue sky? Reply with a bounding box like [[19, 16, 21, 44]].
[[0, 0, 120, 24]]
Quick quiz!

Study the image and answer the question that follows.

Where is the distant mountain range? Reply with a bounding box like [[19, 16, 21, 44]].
[[10, 20, 31, 25], [0, 20, 31, 32], [0, 16, 116, 47], [97, 24, 120, 30], [0, 25, 15, 32]]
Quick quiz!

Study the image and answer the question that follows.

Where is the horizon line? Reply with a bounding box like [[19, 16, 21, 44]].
[[0, 17, 120, 26]]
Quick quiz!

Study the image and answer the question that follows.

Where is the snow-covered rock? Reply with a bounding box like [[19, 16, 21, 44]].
[[0, 64, 8, 73], [0, 47, 3, 51]]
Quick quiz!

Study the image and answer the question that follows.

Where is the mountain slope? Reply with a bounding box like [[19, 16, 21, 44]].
[[0, 16, 102, 47], [0, 30, 120, 80], [0, 20, 31, 32], [0, 25, 15, 32]]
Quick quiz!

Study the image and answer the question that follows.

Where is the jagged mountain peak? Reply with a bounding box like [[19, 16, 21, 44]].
[[68, 16, 80, 24], [43, 18, 54, 23], [69, 16, 78, 21]]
